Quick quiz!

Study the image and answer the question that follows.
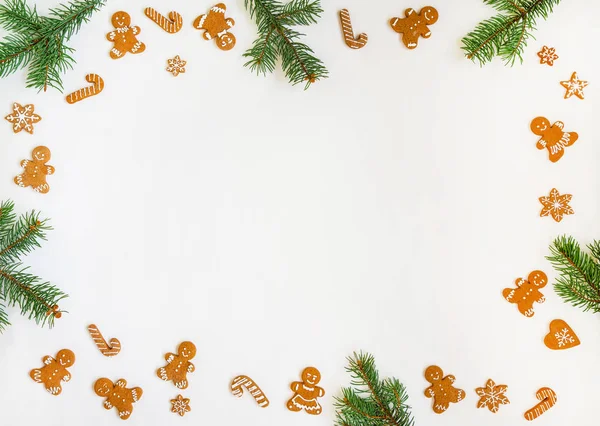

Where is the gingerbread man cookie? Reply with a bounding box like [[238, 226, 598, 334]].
[[157, 341, 196, 389], [193, 3, 236, 51], [287, 367, 325, 415], [106, 11, 146, 59], [29, 349, 75, 395], [94, 378, 143, 420], [503, 270, 547, 317], [15, 146, 54, 194], [424, 365, 465, 414], [390, 7, 438, 49], [531, 117, 578, 162]]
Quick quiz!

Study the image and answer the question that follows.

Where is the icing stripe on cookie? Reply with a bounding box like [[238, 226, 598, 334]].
[[231, 375, 270, 408]]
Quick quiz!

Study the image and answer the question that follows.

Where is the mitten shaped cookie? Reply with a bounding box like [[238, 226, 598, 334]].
[[193, 3, 236, 51], [94, 378, 143, 420], [531, 117, 578, 162], [29, 349, 75, 395], [424, 365, 465, 413], [157, 341, 196, 389], [503, 270, 547, 317], [106, 11, 146, 59], [15, 146, 54, 194], [390, 6, 438, 49]]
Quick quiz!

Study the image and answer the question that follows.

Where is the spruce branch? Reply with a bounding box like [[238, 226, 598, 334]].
[[243, 0, 328, 89], [0, 0, 105, 92], [547, 235, 600, 314], [335, 352, 415, 426], [461, 0, 563, 66], [0, 200, 66, 331]]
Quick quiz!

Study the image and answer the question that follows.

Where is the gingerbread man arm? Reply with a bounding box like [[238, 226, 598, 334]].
[[187, 361, 195, 373], [165, 353, 175, 363], [115, 379, 128, 388], [103, 400, 113, 410], [106, 31, 117, 41], [536, 137, 548, 149], [424, 385, 436, 397], [43, 356, 54, 365], [20, 159, 30, 168], [532, 288, 546, 304], [132, 26, 141, 35], [554, 121, 565, 130], [290, 381, 301, 392], [62, 370, 72, 382], [46, 165, 55, 175], [445, 375, 456, 384], [226, 17, 235, 28], [316, 386, 325, 397]]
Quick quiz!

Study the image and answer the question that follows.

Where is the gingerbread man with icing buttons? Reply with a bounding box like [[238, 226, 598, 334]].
[[390, 6, 439, 49], [503, 270, 547, 317], [531, 117, 578, 163], [157, 341, 196, 389], [15, 146, 54, 194], [106, 11, 146, 59], [287, 367, 325, 415], [94, 378, 143, 420], [424, 365, 465, 414], [30, 349, 75, 395]]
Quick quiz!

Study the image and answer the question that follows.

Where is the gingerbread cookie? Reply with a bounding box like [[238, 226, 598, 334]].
[[544, 319, 580, 350], [29, 349, 75, 395], [503, 270, 547, 317], [171, 394, 191, 416], [4, 102, 41, 134], [94, 378, 143, 420], [524, 387, 556, 421], [424, 365, 465, 413], [390, 7, 438, 49], [166, 55, 186, 77], [14, 146, 55, 194], [560, 72, 588, 100], [231, 375, 270, 408], [287, 367, 325, 415], [339, 9, 368, 50], [106, 11, 146, 59], [157, 341, 196, 389], [538, 46, 558, 66], [66, 74, 104, 104], [193, 3, 236, 51], [539, 188, 574, 222], [531, 117, 578, 163], [475, 379, 509, 413], [144, 8, 183, 34], [88, 324, 121, 357]]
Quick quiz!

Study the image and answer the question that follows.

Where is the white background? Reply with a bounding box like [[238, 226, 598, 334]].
[[1, 0, 599, 425]]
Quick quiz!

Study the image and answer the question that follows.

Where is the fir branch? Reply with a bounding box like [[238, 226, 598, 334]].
[[461, 0, 563, 66], [243, 0, 328, 89], [547, 236, 600, 313], [335, 352, 414, 426], [0, 0, 105, 91], [0, 200, 66, 331]]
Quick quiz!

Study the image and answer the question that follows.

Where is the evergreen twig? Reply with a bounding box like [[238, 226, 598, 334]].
[[547, 235, 600, 314], [461, 0, 563, 66], [0, 200, 66, 332], [0, 0, 105, 92], [243, 0, 328, 89], [334, 352, 414, 426]]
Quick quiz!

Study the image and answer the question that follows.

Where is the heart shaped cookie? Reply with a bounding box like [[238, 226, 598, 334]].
[[544, 319, 580, 350]]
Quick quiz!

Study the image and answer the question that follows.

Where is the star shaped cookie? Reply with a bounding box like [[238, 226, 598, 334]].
[[166, 55, 186, 77], [476, 379, 509, 413], [4, 102, 42, 134], [560, 72, 588, 100], [539, 188, 574, 223], [537, 46, 558, 66], [170, 394, 191, 416]]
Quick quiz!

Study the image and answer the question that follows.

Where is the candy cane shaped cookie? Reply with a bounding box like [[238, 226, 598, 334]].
[[524, 387, 557, 421], [144, 8, 183, 34], [88, 324, 121, 357], [231, 375, 270, 408], [65, 74, 104, 104], [339, 9, 368, 49]]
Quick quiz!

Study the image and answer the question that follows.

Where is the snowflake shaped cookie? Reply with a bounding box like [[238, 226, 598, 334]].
[[476, 379, 509, 413], [171, 394, 191, 416], [166, 55, 186, 77], [539, 188, 573, 223], [560, 72, 588, 100], [4, 102, 42, 134], [537, 46, 558, 66]]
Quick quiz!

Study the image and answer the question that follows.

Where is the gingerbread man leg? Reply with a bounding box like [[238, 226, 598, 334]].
[[129, 40, 146, 55], [287, 398, 302, 412], [110, 47, 125, 60]]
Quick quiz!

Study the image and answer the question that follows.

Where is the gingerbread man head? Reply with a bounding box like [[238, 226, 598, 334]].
[[112, 11, 131, 28], [32, 146, 51, 163], [420, 7, 439, 25], [178, 341, 196, 359], [56, 349, 76, 368], [301, 367, 321, 386], [531, 117, 551, 136], [94, 378, 114, 396], [425, 365, 443, 384]]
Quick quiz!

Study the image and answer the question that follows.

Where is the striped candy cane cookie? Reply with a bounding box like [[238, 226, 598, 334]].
[[339, 9, 368, 49], [88, 324, 121, 357], [231, 375, 269, 408], [66, 74, 104, 104], [524, 387, 557, 421], [144, 8, 183, 34]]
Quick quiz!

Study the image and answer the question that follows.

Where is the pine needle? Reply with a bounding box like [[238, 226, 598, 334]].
[[243, 0, 328, 89], [0, 200, 67, 332], [0, 0, 105, 92], [461, 0, 563, 66]]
